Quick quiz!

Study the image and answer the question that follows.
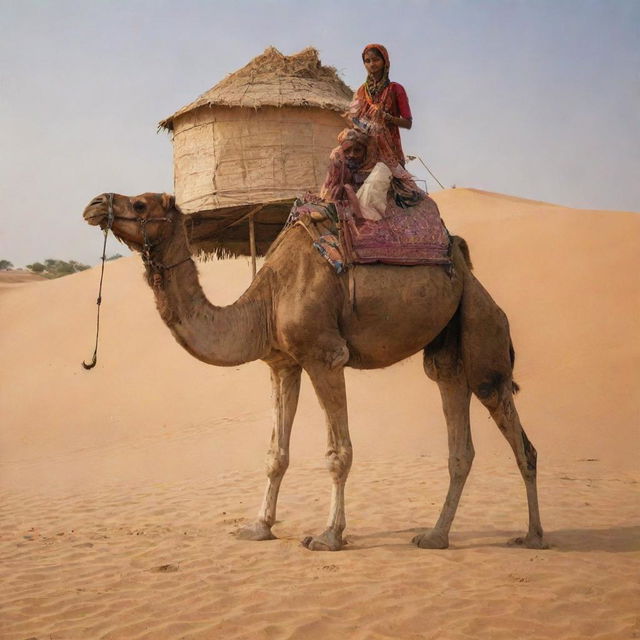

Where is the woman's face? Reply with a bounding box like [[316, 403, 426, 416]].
[[363, 49, 385, 78]]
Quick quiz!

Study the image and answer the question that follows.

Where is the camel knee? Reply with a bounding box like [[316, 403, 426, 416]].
[[473, 372, 513, 412], [265, 448, 289, 480], [326, 446, 352, 481]]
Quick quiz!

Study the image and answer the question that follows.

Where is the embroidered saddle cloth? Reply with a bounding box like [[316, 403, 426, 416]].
[[337, 195, 451, 267], [286, 193, 451, 273]]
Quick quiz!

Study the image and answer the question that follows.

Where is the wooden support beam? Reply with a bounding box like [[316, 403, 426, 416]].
[[249, 213, 257, 279], [220, 203, 264, 233]]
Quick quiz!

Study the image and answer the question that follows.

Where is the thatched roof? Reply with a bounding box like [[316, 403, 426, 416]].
[[159, 46, 353, 131]]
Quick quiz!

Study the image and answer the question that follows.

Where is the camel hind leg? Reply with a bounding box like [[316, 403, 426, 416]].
[[461, 271, 546, 549], [476, 382, 546, 548], [414, 374, 473, 548], [414, 309, 474, 549]]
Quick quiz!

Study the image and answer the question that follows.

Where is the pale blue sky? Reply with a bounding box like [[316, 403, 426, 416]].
[[1, 0, 638, 265]]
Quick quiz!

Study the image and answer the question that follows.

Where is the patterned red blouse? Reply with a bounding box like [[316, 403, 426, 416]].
[[352, 81, 412, 167]]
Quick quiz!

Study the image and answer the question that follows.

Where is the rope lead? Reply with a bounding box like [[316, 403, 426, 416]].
[[406, 155, 446, 190], [82, 193, 114, 371]]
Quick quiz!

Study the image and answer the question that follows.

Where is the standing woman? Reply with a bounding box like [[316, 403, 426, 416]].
[[350, 44, 413, 167]]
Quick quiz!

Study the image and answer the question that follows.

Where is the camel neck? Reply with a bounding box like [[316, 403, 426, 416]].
[[145, 220, 273, 367]]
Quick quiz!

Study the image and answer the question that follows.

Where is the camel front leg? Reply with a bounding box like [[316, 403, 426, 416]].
[[302, 364, 352, 551], [413, 375, 473, 549], [236, 362, 301, 541]]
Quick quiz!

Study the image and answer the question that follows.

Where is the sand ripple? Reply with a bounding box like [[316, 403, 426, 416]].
[[2, 456, 638, 640]]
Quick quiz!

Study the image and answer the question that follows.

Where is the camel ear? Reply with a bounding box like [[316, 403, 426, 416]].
[[160, 193, 175, 211]]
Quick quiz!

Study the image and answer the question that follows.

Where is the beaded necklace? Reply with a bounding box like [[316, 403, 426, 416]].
[[364, 69, 390, 103]]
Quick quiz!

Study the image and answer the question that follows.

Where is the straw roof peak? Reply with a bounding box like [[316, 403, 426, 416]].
[[159, 46, 353, 131], [235, 46, 334, 78]]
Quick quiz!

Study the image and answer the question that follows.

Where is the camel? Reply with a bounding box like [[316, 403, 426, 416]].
[[83, 192, 546, 552]]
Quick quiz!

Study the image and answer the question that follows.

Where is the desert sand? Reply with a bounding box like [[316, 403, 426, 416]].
[[1, 188, 638, 639]]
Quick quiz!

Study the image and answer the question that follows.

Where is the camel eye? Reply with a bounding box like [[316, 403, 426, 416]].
[[133, 201, 146, 213]]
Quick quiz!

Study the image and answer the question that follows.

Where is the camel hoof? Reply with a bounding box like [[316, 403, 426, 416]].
[[412, 530, 449, 549], [301, 529, 343, 551], [235, 521, 276, 541], [508, 534, 548, 550]]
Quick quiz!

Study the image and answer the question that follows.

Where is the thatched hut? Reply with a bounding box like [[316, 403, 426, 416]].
[[159, 47, 353, 264]]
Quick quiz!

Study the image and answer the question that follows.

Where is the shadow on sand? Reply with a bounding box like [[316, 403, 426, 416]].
[[344, 525, 640, 553]]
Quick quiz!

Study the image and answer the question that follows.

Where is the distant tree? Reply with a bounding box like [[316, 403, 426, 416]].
[[106, 253, 123, 261], [55, 261, 75, 276], [67, 260, 89, 273], [26, 259, 90, 278], [0, 259, 13, 270]]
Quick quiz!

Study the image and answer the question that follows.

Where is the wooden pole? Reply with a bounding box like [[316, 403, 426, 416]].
[[249, 213, 257, 279]]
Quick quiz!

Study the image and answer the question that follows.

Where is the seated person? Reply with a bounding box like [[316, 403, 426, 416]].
[[320, 128, 377, 202], [320, 128, 423, 217]]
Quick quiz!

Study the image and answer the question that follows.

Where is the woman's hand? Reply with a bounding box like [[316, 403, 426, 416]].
[[381, 110, 412, 130]]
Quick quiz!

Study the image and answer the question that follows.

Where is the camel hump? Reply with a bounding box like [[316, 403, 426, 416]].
[[452, 235, 473, 270]]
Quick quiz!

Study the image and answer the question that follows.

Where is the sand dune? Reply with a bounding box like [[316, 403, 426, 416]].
[[1, 188, 638, 639], [0, 268, 46, 290]]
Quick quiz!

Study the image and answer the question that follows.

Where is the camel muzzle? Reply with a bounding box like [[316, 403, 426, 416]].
[[83, 206, 106, 226], [84, 196, 108, 226]]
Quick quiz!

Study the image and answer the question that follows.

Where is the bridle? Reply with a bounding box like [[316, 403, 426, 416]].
[[82, 192, 190, 370], [104, 193, 191, 276]]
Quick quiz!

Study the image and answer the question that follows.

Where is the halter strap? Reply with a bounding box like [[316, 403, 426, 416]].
[[82, 194, 191, 370]]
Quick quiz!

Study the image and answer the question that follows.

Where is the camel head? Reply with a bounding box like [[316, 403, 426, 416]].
[[83, 192, 180, 253]]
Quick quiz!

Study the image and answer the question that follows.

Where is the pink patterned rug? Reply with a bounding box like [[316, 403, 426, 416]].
[[338, 196, 451, 267]]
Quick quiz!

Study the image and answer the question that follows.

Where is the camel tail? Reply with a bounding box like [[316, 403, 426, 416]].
[[452, 236, 473, 270]]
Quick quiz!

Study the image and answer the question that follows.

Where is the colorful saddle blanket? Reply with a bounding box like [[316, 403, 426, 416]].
[[287, 193, 451, 274], [338, 196, 451, 267]]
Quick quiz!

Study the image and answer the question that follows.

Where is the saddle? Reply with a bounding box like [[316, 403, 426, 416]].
[[288, 191, 451, 274]]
